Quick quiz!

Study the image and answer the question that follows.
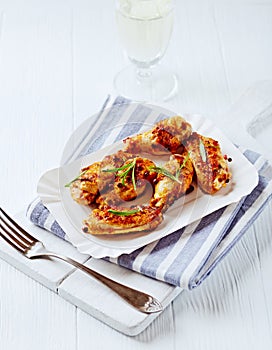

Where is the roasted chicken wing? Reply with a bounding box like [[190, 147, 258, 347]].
[[69, 150, 134, 205], [70, 162, 101, 205], [123, 116, 192, 155], [83, 205, 163, 235], [184, 132, 231, 194], [150, 150, 194, 211]]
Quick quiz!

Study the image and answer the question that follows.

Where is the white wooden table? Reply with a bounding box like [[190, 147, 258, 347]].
[[1, 0, 272, 349]]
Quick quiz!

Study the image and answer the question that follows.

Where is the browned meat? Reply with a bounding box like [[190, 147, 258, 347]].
[[83, 205, 163, 235], [69, 150, 134, 205], [113, 157, 157, 201], [150, 150, 194, 211], [123, 116, 192, 155], [70, 162, 101, 205], [184, 132, 231, 194]]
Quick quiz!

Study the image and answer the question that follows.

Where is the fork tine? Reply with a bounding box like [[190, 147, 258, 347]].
[[0, 208, 38, 244], [0, 226, 27, 254], [1, 214, 33, 247]]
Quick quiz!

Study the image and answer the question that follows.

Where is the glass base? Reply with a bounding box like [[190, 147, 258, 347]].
[[113, 65, 178, 102]]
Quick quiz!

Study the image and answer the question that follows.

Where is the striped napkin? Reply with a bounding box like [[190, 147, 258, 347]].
[[26, 96, 272, 289]]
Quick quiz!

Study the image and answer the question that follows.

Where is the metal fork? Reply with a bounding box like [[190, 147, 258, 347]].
[[0, 208, 162, 314]]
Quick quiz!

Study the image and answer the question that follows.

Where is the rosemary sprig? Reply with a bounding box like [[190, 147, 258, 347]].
[[149, 166, 183, 185], [102, 159, 137, 191], [64, 170, 88, 188], [175, 153, 190, 178], [131, 160, 136, 190], [102, 162, 132, 173], [107, 208, 140, 216], [199, 139, 207, 162]]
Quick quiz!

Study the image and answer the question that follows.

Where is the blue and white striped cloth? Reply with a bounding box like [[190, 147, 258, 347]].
[[26, 96, 272, 289]]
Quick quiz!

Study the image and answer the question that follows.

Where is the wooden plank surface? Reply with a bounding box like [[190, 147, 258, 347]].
[[1, 0, 272, 349]]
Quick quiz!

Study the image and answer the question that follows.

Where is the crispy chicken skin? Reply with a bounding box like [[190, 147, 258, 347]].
[[123, 116, 192, 155], [83, 205, 163, 235], [151, 151, 194, 212], [184, 132, 231, 194]]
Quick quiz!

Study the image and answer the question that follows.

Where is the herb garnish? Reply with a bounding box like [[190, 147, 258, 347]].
[[175, 153, 190, 178], [102, 162, 132, 173], [107, 208, 140, 216], [149, 166, 183, 185], [199, 139, 207, 162], [64, 170, 88, 188], [102, 159, 137, 191]]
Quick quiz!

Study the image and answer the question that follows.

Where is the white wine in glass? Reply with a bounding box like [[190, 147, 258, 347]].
[[114, 0, 177, 101]]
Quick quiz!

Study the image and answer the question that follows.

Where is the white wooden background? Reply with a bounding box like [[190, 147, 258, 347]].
[[1, 0, 272, 349]]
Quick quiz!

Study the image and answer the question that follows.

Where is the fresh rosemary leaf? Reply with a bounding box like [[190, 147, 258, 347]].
[[175, 153, 190, 178], [107, 209, 140, 216], [102, 162, 132, 173], [102, 159, 138, 189], [181, 152, 190, 169], [115, 159, 137, 190], [199, 139, 207, 162], [131, 163, 136, 191], [150, 166, 182, 185], [64, 170, 88, 187], [118, 164, 133, 178]]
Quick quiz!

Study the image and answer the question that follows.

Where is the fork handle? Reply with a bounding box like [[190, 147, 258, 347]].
[[30, 253, 162, 314]]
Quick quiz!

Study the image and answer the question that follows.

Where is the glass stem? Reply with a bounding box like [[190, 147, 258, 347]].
[[136, 67, 152, 85]]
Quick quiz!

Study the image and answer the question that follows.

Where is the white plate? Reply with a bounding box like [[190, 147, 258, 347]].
[[37, 105, 259, 258]]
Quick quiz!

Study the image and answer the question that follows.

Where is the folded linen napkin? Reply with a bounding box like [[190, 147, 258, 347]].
[[26, 96, 272, 289]]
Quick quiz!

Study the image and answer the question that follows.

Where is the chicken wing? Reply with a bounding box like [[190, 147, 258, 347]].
[[83, 205, 163, 235], [69, 150, 134, 206], [70, 162, 101, 206], [184, 132, 231, 194], [123, 116, 192, 155], [150, 150, 194, 211]]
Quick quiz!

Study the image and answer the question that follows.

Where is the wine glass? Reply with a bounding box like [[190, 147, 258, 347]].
[[114, 0, 178, 102]]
